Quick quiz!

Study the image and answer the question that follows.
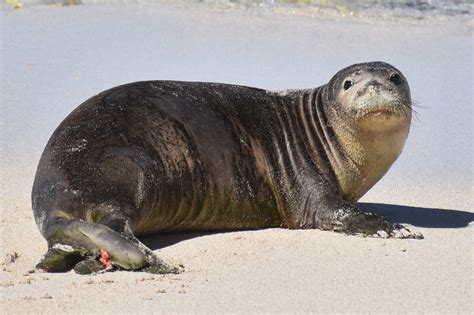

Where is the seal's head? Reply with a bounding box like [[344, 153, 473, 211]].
[[321, 61, 412, 202], [325, 61, 412, 132]]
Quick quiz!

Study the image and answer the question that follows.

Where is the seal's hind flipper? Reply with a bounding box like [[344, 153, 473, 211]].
[[73, 257, 105, 274], [36, 244, 87, 272], [95, 213, 180, 274], [38, 218, 176, 274]]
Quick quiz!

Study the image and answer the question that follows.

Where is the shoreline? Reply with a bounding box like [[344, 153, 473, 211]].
[[2, 0, 474, 27]]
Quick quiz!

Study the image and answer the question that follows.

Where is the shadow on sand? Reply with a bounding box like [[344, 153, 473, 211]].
[[358, 203, 474, 229], [141, 231, 219, 250], [141, 203, 473, 250]]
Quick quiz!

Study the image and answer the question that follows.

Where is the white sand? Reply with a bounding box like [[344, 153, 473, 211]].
[[1, 3, 473, 313]]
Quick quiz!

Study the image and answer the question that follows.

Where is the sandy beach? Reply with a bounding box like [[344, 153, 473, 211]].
[[1, 1, 473, 313]]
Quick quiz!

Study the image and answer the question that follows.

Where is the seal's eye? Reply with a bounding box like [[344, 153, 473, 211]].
[[343, 80, 353, 90], [389, 73, 402, 86]]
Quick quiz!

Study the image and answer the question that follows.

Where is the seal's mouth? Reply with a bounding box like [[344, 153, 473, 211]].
[[360, 108, 397, 119], [355, 102, 411, 123]]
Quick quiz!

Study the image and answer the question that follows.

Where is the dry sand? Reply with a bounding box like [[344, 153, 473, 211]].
[[1, 2, 473, 313]]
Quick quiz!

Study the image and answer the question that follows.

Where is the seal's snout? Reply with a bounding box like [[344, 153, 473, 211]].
[[367, 80, 382, 91]]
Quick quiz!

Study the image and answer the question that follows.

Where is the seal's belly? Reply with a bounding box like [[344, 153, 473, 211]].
[[121, 92, 281, 234], [130, 168, 282, 234]]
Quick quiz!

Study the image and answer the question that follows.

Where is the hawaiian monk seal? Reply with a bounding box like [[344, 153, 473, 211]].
[[32, 61, 421, 274]]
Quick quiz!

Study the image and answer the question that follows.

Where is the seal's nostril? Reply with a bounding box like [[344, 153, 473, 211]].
[[369, 80, 381, 86], [368, 80, 381, 91]]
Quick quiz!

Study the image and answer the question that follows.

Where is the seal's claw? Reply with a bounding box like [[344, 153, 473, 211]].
[[391, 226, 423, 239], [374, 230, 389, 238]]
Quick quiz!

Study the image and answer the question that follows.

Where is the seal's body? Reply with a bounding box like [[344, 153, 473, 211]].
[[32, 62, 419, 274]]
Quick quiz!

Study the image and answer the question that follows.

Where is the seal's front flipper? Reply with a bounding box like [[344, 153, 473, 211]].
[[319, 203, 423, 239]]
